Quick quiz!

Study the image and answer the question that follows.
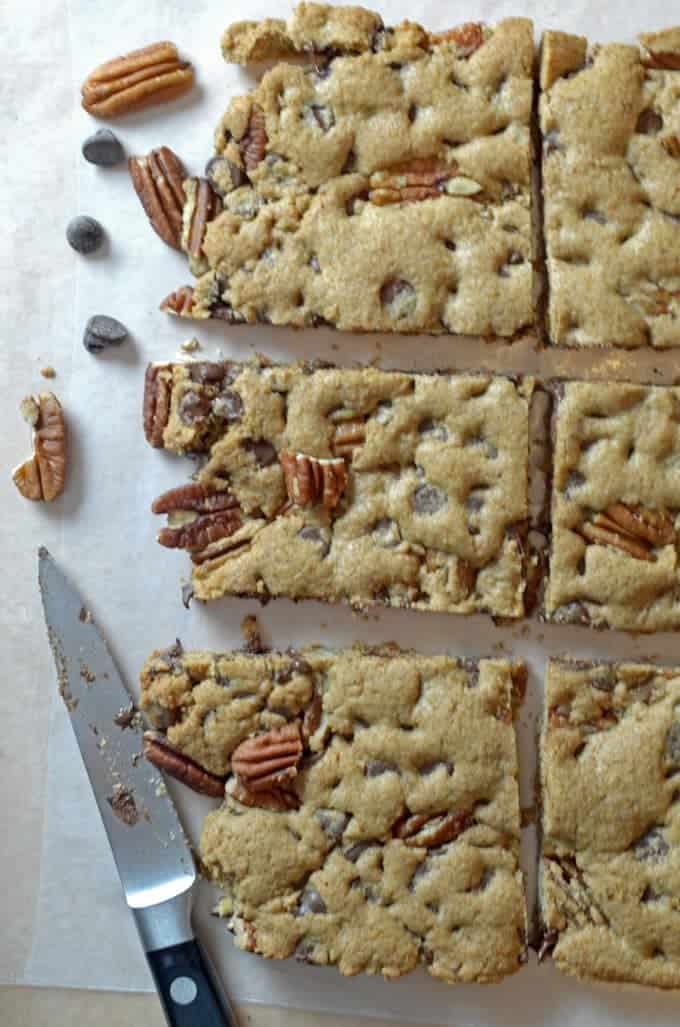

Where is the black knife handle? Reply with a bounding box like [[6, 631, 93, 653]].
[[147, 938, 240, 1027]]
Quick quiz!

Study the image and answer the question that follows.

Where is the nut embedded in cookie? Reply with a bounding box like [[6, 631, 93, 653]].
[[280, 451, 348, 509], [231, 722, 303, 793], [143, 731, 226, 797]]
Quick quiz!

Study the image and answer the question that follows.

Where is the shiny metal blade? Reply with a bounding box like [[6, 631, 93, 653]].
[[38, 547, 195, 909]]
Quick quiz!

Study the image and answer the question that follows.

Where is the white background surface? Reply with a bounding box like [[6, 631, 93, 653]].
[[2, 0, 680, 1024]]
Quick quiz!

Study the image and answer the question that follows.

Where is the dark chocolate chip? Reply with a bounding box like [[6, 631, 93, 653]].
[[665, 722, 680, 766], [634, 828, 669, 862], [188, 362, 226, 384], [412, 483, 447, 515], [213, 388, 243, 421], [297, 887, 327, 915], [178, 390, 213, 424], [294, 938, 317, 962], [636, 109, 663, 135], [243, 438, 277, 466], [82, 129, 125, 166], [314, 809, 349, 840], [297, 526, 330, 556], [365, 759, 399, 777], [343, 841, 374, 863], [205, 155, 247, 194], [67, 215, 104, 254], [83, 315, 128, 353]]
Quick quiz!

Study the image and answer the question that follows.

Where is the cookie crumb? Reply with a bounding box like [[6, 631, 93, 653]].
[[181, 337, 201, 353], [40, 366, 57, 379]]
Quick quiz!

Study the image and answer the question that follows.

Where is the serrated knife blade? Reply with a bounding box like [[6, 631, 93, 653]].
[[38, 547, 237, 1027]]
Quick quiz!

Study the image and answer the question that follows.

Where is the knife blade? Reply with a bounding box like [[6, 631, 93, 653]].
[[39, 547, 238, 1027]]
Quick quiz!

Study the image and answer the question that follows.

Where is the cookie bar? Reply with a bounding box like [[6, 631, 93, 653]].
[[540, 28, 680, 348], [163, 5, 535, 337], [144, 359, 535, 617], [141, 642, 527, 983], [540, 658, 680, 987], [545, 380, 680, 632]]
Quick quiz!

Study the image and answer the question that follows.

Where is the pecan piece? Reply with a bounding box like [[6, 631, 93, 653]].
[[143, 731, 225, 797], [143, 364, 171, 447], [230, 777, 300, 812], [331, 418, 366, 458], [183, 177, 223, 260], [152, 483, 239, 515], [81, 41, 194, 117], [280, 451, 348, 509], [368, 159, 455, 206], [240, 106, 267, 171], [394, 809, 472, 848], [231, 722, 303, 792], [13, 393, 66, 502], [604, 503, 675, 546], [129, 146, 186, 249], [160, 285, 197, 317], [430, 22, 485, 56], [581, 521, 652, 561]]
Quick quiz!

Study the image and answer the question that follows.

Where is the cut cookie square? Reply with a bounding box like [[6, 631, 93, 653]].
[[545, 380, 680, 631], [540, 28, 680, 348], [540, 658, 680, 987], [163, 5, 535, 338], [145, 359, 535, 618], [141, 643, 527, 983]]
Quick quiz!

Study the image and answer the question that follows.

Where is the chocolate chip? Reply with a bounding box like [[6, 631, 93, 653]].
[[205, 155, 246, 194], [343, 841, 374, 863], [294, 938, 316, 962], [583, 208, 607, 225], [372, 518, 400, 547], [665, 722, 680, 766], [309, 254, 321, 273], [83, 315, 128, 353], [315, 809, 349, 840], [413, 483, 447, 515], [82, 129, 125, 166], [636, 109, 663, 135], [67, 215, 104, 254], [591, 669, 616, 692], [297, 887, 327, 915], [213, 389, 243, 421], [188, 362, 226, 384], [380, 278, 416, 319], [243, 438, 277, 467], [634, 828, 669, 862], [365, 759, 399, 777], [310, 104, 335, 131], [419, 417, 448, 440], [563, 470, 586, 495], [297, 526, 330, 556], [179, 390, 213, 424], [419, 760, 454, 776]]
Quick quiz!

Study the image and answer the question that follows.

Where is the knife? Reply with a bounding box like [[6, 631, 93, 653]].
[[38, 547, 238, 1027]]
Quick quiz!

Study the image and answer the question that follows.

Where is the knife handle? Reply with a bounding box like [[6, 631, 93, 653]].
[[147, 938, 240, 1027]]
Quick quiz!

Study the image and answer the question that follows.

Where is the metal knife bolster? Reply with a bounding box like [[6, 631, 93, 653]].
[[133, 892, 194, 954]]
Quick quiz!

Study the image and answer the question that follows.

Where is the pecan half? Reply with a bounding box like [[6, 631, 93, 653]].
[[331, 418, 366, 458], [143, 364, 171, 447], [81, 41, 194, 117], [604, 503, 675, 546], [231, 723, 303, 792], [240, 106, 267, 171], [157, 509, 243, 551], [143, 731, 225, 797], [230, 777, 300, 812], [160, 285, 197, 317], [183, 177, 222, 260], [394, 809, 472, 848], [129, 146, 186, 249], [368, 159, 456, 206], [152, 483, 239, 515], [280, 451, 348, 509], [430, 22, 485, 56], [581, 521, 653, 561], [13, 392, 66, 503]]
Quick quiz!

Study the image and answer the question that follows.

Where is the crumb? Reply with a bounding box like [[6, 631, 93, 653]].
[[40, 366, 56, 378], [241, 614, 266, 653], [181, 337, 201, 353]]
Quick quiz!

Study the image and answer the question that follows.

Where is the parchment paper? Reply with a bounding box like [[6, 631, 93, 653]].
[[18, 0, 680, 1022]]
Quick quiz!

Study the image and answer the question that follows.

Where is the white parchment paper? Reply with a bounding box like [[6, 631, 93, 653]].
[[19, 0, 680, 1022]]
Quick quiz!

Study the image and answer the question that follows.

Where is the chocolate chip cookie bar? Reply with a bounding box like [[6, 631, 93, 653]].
[[141, 642, 527, 983], [545, 380, 680, 632], [145, 359, 535, 617], [540, 28, 680, 348], [540, 658, 680, 987], [160, 5, 535, 337]]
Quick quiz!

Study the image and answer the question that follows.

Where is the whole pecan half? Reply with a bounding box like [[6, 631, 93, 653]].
[[331, 418, 366, 458], [143, 364, 171, 447], [183, 177, 223, 260], [230, 777, 300, 812], [231, 722, 303, 792], [129, 146, 186, 249], [157, 509, 243, 552], [81, 41, 194, 117], [368, 159, 457, 206], [580, 502, 675, 561], [429, 22, 484, 56], [280, 451, 348, 509], [13, 392, 66, 503], [239, 106, 267, 171], [394, 809, 472, 848], [152, 483, 239, 515], [143, 731, 225, 797]]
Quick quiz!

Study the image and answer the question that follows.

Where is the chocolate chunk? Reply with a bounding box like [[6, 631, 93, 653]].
[[635, 109, 663, 135], [297, 887, 327, 915], [634, 828, 669, 862], [188, 362, 227, 384], [413, 483, 447, 515], [179, 390, 214, 423], [67, 215, 104, 254], [82, 129, 125, 166], [315, 809, 349, 840], [83, 315, 128, 353], [213, 388, 244, 421], [205, 155, 247, 194], [243, 438, 277, 466]]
